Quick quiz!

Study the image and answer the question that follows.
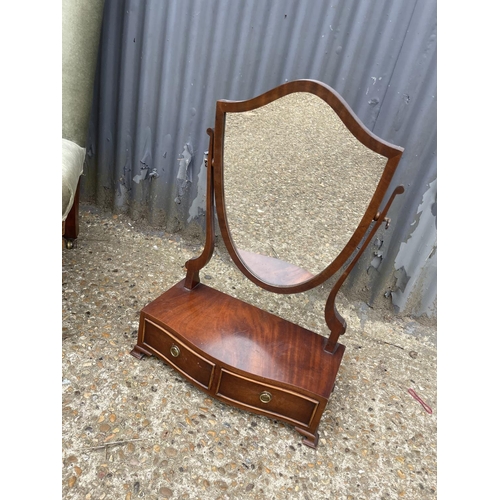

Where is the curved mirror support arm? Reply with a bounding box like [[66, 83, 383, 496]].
[[185, 128, 215, 289], [324, 185, 405, 353]]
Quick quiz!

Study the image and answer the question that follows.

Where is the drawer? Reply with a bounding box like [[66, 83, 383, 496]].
[[142, 318, 215, 389], [216, 369, 319, 427]]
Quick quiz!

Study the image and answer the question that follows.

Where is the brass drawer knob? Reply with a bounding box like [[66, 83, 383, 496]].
[[170, 345, 180, 358], [259, 391, 272, 404]]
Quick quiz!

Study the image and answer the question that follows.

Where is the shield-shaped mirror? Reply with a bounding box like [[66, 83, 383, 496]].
[[213, 80, 403, 293]]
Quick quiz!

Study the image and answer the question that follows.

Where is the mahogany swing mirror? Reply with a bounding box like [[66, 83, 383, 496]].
[[131, 80, 404, 449]]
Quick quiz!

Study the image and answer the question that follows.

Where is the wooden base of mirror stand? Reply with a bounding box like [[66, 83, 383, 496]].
[[131, 278, 345, 449]]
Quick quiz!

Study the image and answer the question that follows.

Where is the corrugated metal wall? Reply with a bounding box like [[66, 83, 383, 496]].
[[83, 0, 437, 320]]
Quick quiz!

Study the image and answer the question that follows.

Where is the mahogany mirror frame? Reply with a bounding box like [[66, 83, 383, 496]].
[[217, 80, 402, 293], [187, 79, 403, 287]]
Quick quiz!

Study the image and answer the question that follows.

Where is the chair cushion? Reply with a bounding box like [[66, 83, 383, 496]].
[[62, 138, 85, 221]]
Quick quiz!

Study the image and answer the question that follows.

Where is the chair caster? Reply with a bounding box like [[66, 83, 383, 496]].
[[64, 238, 77, 249]]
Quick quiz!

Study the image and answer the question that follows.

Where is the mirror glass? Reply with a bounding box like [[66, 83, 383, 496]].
[[222, 92, 388, 286]]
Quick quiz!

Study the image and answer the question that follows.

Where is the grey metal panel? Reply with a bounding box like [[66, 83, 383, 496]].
[[349, 0, 437, 317], [83, 0, 437, 319]]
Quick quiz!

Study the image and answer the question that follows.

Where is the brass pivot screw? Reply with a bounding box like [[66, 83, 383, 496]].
[[374, 212, 391, 229]]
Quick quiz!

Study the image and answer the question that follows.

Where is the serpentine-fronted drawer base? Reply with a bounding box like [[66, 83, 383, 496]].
[[131, 279, 345, 449]]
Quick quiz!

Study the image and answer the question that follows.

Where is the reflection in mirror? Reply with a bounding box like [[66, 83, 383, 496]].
[[223, 92, 388, 285]]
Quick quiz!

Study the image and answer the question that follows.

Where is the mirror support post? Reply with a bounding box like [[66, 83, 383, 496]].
[[324, 185, 405, 353], [184, 128, 216, 290]]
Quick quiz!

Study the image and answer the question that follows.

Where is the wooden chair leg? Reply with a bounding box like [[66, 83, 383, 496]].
[[63, 178, 80, 248]]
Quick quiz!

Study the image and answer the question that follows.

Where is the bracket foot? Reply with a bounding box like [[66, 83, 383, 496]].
[[130, 345, 152, 360], [295, 427, 319, 449]]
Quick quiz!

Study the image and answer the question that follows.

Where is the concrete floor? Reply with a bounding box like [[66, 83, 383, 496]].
[[62, 203, 436, 499]]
